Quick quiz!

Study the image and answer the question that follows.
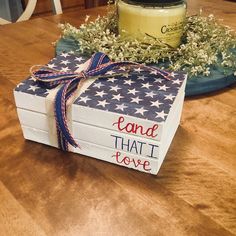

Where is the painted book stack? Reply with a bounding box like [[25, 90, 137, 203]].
[[14, 52, 187, 175]]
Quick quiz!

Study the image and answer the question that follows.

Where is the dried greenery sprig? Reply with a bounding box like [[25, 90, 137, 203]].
[[59, 6, 236, 77], [171, 13, 236, 76]]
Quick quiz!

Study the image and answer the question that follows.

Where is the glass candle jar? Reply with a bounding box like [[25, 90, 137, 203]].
[[117, 0, 187, 48]]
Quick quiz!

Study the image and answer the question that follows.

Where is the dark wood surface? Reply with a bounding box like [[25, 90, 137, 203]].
[[0, 1, 236, 235]]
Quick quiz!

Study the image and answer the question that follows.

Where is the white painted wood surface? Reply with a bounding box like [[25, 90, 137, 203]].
[[18, 100, 183, 175], [21, 125, 160, 174], [16, 94, 184, 159]]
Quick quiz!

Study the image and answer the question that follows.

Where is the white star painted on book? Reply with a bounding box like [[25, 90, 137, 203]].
[[142, 82, 152, 89], [93, 82, 104, 89], [164, 94, 175, 101], [75, 57, 84, 62], [124, 79, 135, 86], [106, 70, 116, 76], [47, 63, 56, 69], [128, 88, 138, 95], [135, 107, 147, 116], [137, 75, 147, 81], [28, 85, 38, 92], [134, 67, 143, 73], [172, 79, 182, 85], [60, 60, 70, 65], [159, 85, 169, 91], [170, 72, 178, 77], [150, 70, 158, 75], [112, 94, 124, 101], [79, 96, 91, 103], [97, 100, 109, 108], [95, 90, 107, 98], [145, 91, 155, 98], [154, 78, 163, 83], [122, 73, 130, 78], [61, 67, 70, 72], [110, 85, 121, 92], [29, 77, 36, 82], [151, 100, 163, 108], [107, 77, 117, 83], [84, 87, 90, 92], [156, 111, 167, 119], [116, 104, 127, 111], [61, 52, 69, 58], [131, 96, 143, 104]]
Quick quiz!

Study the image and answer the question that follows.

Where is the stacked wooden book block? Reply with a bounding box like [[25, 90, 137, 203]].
[[14, 52, 187, 174]]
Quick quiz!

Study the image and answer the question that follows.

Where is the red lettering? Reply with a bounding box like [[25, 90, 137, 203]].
[[146, 124, 158, 138], [123, 156, 131, 165], [135, 124, 145, 136], [132, 159, 142, 168], [143, 161, 151, 171], [113, 116, 159, 139], [126, 123, 135, 133], [112, 151, 151, 172], [113, 116, 125, 132], [113, 151, 123, 164]]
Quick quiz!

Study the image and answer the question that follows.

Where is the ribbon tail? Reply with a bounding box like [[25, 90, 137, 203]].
[[54, 79, 81, 150], [57, 126, 69, 151]]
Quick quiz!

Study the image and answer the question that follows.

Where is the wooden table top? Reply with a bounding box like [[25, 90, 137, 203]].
[[0, 1, 236, 235]]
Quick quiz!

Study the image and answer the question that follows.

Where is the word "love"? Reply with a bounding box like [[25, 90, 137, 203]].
[[112, 116, 159, 139], [112, 151, 151, 172]]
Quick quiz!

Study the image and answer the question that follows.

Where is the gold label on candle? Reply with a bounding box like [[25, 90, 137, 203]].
[[118, 0, 186, 48]]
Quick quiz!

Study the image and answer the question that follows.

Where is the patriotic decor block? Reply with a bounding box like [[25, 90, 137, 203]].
[[14, 52, 187, 174]]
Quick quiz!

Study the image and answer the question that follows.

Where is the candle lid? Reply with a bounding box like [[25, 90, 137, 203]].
[[123, 0, 185, 6]]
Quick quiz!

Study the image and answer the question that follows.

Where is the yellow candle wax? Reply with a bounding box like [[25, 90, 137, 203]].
[[118, 0, 187, 48]]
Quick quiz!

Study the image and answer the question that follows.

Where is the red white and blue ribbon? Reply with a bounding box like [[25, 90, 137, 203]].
[[31, 52, 173, 151]]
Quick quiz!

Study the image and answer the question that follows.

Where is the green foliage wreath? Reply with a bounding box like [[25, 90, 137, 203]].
[[59, 3, 236, 77]]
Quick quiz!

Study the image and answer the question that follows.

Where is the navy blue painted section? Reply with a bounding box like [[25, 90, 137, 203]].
[[55, 37, 236, 96], [15, 52, 186, 123]]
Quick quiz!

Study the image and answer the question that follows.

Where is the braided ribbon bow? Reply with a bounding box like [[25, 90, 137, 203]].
[[31, 52, 173, 151]]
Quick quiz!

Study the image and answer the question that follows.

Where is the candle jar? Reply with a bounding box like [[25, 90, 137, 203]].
[[117, 0, 187, 48]]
